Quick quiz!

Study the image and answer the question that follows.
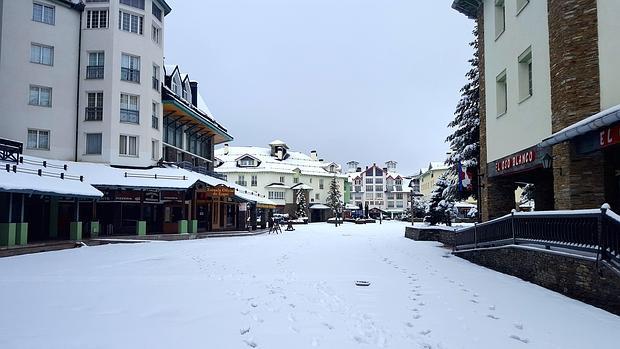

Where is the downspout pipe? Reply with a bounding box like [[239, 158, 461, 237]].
[[74, 3, 85, 161]]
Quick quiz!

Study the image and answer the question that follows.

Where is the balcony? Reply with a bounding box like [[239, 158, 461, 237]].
[[120, 109, 139, 124], [121, 68, 140, 83], [85, 107, 103, 121], [86, 65, 104, 79]]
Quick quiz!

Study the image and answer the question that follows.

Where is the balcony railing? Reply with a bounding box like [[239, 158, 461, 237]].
[[121, 68, 140, 83], [85, 107, 103, 121], [120, 108, 139, 123], [86, 65, 104, 79]]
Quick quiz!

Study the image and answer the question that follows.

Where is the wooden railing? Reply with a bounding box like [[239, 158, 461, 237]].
[[455, 205, 620, 269]]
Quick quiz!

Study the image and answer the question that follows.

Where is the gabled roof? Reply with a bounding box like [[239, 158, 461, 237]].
[[235, 154, 261, 165], [269, 140, 289, 149]]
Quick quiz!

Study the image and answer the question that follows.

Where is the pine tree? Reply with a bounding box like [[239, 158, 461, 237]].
[[425, 173, 454, 226], [296, 190, 308, 218], [445, 24, 480, 201], [326, 176, 342, 216]]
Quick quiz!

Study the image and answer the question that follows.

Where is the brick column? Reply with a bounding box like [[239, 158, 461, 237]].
[[548, 0, 603, 210], [476, 10, 492, 221], [485, 176, 517, 220]]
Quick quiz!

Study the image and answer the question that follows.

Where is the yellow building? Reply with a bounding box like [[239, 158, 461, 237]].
[[418, 162, 449, 200]]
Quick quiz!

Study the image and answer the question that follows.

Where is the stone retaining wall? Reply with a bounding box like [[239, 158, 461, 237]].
[[404, 226, 456, 247], [455, 246, 620, 316]]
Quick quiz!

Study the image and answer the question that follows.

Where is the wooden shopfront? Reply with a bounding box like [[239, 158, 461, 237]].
[[195, 185, 241, 232]]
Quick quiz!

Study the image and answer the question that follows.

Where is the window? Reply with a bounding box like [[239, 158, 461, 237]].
[[120, 0, 144, 10], [375, 178, 383, 184], [151, 24, 161, 44], [119, 135, 138, 156], [396, 201, 404, 208], [152, 3, 162, 21], [269, 191, 285, 200], [120, 93, 139, 123], [517, 0, 529, 14], [30, 43, 53, 65], [366, 185, 373, 192], [495, 0, 505, 39], [119, 11, 143, 34], [236, 175, 246, 186], [375, 185, 383, 192], [387, 193, 394, 200], [152, 64, 160, 91], [293, 177, 299, 184], [366, 177, 373, 184], [396, 193, 404, 200], [315, 193, 320, 200], [365, 193, 372, 200], [280, 176, 285, 183], [86, 9, 108, 29], [251, 175, 258, 187], [319, 179, 324, 189], [85, 133, 102, 155], [518, 47, 533, 101], [121, 53, 140, 82], [239, 157, 255, 166], [151, 101, 159, 129], [496, 70, 507, 116], [387, 201, 394, 208], [376, 193, 383, 199], [86, 92, 103, 121], [33, 3, 54, 25], [151, 139, 159, 160], [29, 86, 52, 107], [27, 129, 49, 150], [355, 186, 361, 192], [87, 52, 105, 79]]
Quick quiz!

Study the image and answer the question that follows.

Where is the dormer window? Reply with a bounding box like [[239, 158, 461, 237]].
[[240, 158, 254, 166], [172, 73, 181, 95], [182, 86, 188, 100]]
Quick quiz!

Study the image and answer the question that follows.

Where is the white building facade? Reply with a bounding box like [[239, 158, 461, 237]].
[[0, 0, 172, 167], [214, 141, 347, 221], [346, 161, 411, 218]]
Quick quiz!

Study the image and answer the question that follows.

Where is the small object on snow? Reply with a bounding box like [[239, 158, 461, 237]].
[[355, 281, 371, 287], [75, 241, 88, 248], [240, 327, 250, 335]]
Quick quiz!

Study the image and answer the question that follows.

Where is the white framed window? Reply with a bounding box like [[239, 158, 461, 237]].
[[120, 0, 144, 10], [27, 129, 49, 150], [119, 10, 143, 34], [375, 178, 383, 184], [151, 139, 159, 160], [517, 0, 529, 14], [396, 193, 404, 200], [121, 53, 140, 82], [366, 177, 373, 184], [518, 47, 533, 102], [29, 85, 52, 107], [293, 177, 299, 184], [366, 185, 373, 192], [33, 2, 55, 25], [151, 24, 161, 44], [269, 191, 285, 200], [30, 43, 53, 65], [375, 185, 383, 192], [251, 175, 258, 187], [151, 101, 159, 129], [280, 176, 285, 183], [239, 157, 255, 167], [152, 64, 160, 91], [495, 0, 505, 39], [496, 70, 507, 117], [365, 193, 373, 200], [120, 93, 139, 123], [376, 193, 383, 199], [119, 134, 138, 156], [87, 51, 105, 79], [85, 133, 102, 155], [86, 92, 104, 121], [152, 3, 162, 21], [319, 179, 324, 189], [86, 9, 108, 29], [315, 193, 320, 200]]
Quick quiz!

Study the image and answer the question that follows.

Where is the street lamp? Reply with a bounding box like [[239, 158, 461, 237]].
[[542, 153, 553, 169]]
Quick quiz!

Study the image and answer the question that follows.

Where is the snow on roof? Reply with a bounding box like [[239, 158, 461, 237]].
[[269, 140, 289, 148], [290, 183, 314, 190], [1, 155, 274, 205], [196, 91, 215, 120], [0, 157, 103, 198], [310, 204, 331, 210], [540, 103, 620, 147], [215, 146, 347, 178], [429, 162, 449, 170]]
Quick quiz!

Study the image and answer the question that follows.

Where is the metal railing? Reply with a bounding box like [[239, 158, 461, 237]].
[[86, 65, 104, 79], [174, 161, 227, 180], [85, 107, 103, 121], [121, 67, 140, 83], [120, 109, 139, 123], [455, 206, 620, 269]]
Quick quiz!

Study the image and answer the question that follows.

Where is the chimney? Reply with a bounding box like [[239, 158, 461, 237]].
[[310, 150, 318, 160], [319, 158, 324, 162], [224, 144, 229, 155], [383, 167, 388, 173], [189, 81, 199, 107], [356, 167, 362, 172]]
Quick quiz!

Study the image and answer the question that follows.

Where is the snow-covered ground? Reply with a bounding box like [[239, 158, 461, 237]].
[[0, 222, 618, 349]]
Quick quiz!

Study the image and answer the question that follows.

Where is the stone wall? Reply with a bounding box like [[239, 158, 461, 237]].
[[477, 9, 490, 222], [548, 0, 605, 210], [404, 226, 456, 248], [455, 246, 620, 316]]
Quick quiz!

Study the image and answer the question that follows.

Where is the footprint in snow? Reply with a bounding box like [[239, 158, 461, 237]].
[[487, 314, 500, 320], [473, 294, 479, 298], [290, 326, 300, 333], [470, 299, 479, 304], [405, 322, 414, 328], [419, 343, 432, 349], [418, 302, 426, 307], [240, 327, 251, 335], [510, 335, 530, 344], [413, 314, 421, 320], [243, 339, 258, 348], [489, 305, 496, 311], [322, 322, 334, 330], [514, 323, 524, 330], [419, 329, 432, 336], [250, 303, 258, 308]]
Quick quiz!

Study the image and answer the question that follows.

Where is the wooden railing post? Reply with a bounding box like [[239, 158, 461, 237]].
[[511, 209, 516, 245]]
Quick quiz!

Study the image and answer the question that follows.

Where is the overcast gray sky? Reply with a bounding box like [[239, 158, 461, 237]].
[[164, 0, 474, 175]]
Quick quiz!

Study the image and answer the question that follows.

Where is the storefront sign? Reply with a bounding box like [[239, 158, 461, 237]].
[[161, 190, 183, 201], [600, 123, 620, 148], [488, 146, 550, 178], [144, 190, 160, 203], [100, 190, 142, 202], [205, 185, 235, 197]]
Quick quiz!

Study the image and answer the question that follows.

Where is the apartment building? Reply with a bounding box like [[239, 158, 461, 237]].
[[453, 0, 620, 219], [0, 0, 173, 167]]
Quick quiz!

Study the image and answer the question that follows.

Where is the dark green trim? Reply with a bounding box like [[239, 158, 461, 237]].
[[154, 0, 172, 16], [164, 99, 234, 143], [452, 0, 482, 19]]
